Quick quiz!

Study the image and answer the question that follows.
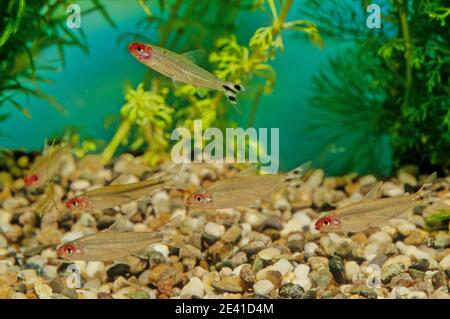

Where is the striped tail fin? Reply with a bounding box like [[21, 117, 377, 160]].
[[222, 82, 245, 104]]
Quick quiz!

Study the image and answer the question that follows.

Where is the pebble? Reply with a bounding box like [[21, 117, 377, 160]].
[[107, 264, 130, 278], [410, 259, 430, 271], [2, 197, 29, 211], [434, 232, 450, 248], [396, 242, 437, 268], [257, 247, 280, 261], [0, 234, 7, 248], [272, 259, 293, 275], [222, 225, 242, 244], [304, 242, 319, 257], [381, 182, 404, 197], [308, 256, 329, 270], [180, 277, 204, 298], [395, 221, 417, 236], [239, 264, 255, 285], [212, 276, 244, 293], [310, 268, 332, 288], [294, 264, 310, 280], [344, 261, 361, 283], [205, 222, 226, 238], [152, 191, 170, 214], [253, 279, 274, 296], [381, 255, 411, 283], [404, 229, 428, 246], [279, 283, 304, 299], [439, 255, 450, 270], [34, 278, 53, 299], [70, 179, 91, 191], [329, 256, 345, 284], [240, 241, 265, 255], [148, 244, 170, 261]]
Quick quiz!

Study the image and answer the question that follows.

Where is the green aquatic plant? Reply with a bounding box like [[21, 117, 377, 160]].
[[304, 0, 450, 175], [104, 0, 321, 166], [425, 210, 450, 231], [102, 82, 174, 165], [0, 0, 115, 135]]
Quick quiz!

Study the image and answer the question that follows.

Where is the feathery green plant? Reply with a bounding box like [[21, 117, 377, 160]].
[[304, 0, 450, 175], [0, 0, 115, 135]]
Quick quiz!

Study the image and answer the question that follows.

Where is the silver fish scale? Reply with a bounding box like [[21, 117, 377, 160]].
[[337, 195, 420, 218], [149, 47, 225, 90]]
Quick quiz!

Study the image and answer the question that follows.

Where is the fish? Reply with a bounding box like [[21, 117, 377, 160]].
[[24, 144, 72, 189], [314, 173, 443, 234], [185, 162, 312, 209], [128, 42, 245, 104], [56, 215, 181, 262], [65, 174, 170, 211]]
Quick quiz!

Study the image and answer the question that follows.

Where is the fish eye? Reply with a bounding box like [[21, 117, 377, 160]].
[[323, 220, 329, 226], [137, 46, 142, 52], [72, 200, 78, 207], [65, 245, 75, 255], [195, 195, 203, 203], [31, 174, 38, 181]]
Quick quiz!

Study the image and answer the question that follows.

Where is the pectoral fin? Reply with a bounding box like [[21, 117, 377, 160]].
[[172, 78, 183, 88], [195, 87, 209, 97]]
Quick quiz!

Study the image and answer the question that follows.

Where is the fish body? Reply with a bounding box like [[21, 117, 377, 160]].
[[57, 215, 181, 261], [186, 162, 311, 209], [24, 145, 71, 188], [315, 174, 437, 233], [128, 42, 244, 104], [57, 230, 163, 261], [66, 177, 168, 210]]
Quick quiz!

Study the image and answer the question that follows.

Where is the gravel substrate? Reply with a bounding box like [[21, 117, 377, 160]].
[[0, 154, 449, 299]]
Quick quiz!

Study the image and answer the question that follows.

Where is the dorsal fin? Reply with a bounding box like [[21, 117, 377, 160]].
[[110, 173, 136, 185], [363, 181, 383, 200], [182, 49, 207, 65]]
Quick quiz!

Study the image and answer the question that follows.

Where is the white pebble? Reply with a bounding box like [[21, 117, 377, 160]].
[[205, 222, 225, 238], [293, 277, 312, 291], [152, 191, 170, 214], [396, 242, 437, 268], [368, 232, 392, 244], [272, 259, 293, 275], [70, 179, 91, 191], [180, 277, 204, 298], [304, 242, 319, 257], [148, 243, 170, 260], [85, 261, 104, 278], [61, 231, 84, 243], [294, 264, 310, 280], [253, 279, 274, 296]]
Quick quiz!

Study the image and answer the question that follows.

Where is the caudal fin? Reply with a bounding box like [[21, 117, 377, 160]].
[[223, 82, 245, 104]]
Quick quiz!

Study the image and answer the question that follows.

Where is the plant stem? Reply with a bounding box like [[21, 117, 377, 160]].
[[247, 85, 264, 127], [397, 0, 413, 99], [101, 118, 132, 164]]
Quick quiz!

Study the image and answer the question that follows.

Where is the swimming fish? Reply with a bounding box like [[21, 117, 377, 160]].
[[314, 173, 442, 234], [57, 215, 181, 262], [65, 175, 169, 211], [24, 144, 72, 189], [128, 42, 245, 104], [186, 162, 312, 209]]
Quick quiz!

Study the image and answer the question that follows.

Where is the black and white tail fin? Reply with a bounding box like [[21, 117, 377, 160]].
[[223, 82, 245, 105]]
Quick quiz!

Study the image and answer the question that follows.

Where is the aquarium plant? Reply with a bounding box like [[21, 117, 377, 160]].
[[303, 0, 450, 175]]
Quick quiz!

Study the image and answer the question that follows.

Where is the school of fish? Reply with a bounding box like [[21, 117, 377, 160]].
[[23, 143, 447, 263]]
